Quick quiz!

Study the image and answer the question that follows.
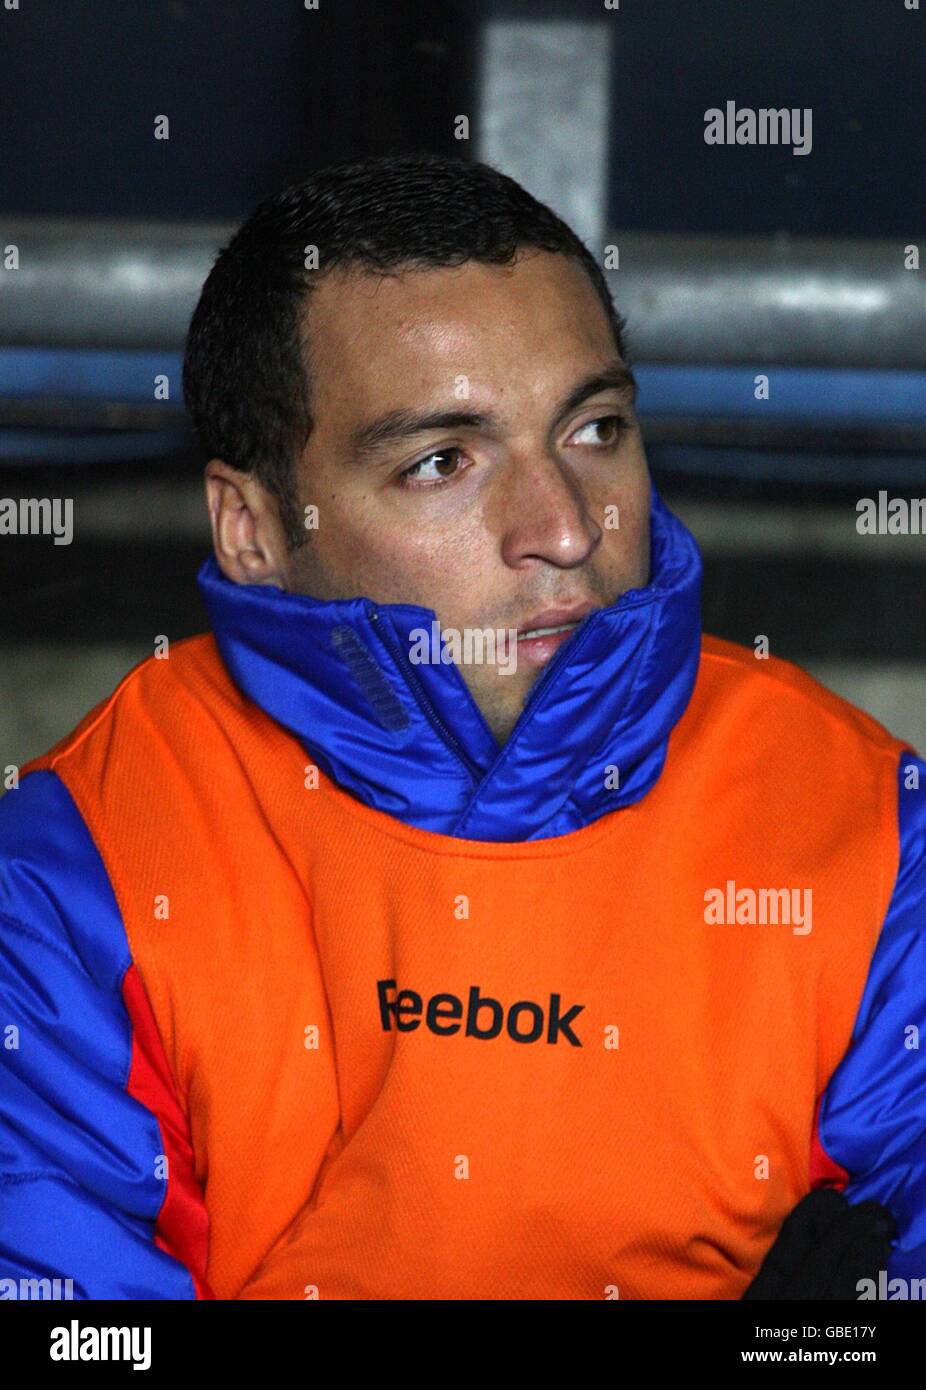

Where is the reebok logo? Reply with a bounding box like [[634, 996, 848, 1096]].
[[377, 979, 584, 1046]]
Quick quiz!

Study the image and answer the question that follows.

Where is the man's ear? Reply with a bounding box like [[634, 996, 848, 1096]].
[[204, 459, 290, 588]]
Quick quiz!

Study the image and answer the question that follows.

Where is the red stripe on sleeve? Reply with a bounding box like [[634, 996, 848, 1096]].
[[809, 1092, 850, 1191], [122, 962, 215, 1299]]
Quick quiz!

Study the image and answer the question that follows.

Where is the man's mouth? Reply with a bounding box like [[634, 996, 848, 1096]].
[[516, 601, 598, 640], [517, 622, 581, 640], [512, 603, 598, 666]]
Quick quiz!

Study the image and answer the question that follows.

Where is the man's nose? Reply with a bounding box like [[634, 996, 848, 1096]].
[[497, 450, 602, 569]]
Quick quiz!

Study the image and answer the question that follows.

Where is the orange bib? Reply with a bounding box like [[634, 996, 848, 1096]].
[[25, 633, 903, 1298]]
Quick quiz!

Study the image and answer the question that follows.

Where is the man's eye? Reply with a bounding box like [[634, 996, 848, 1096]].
[[398, 447, 467, 489], [570, 415, 626, 447], [396, 417, 625, 490]]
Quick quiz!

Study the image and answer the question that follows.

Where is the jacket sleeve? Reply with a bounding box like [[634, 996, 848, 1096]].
[[811, 749, 926, 1285], [0, 770, 212, 1299]]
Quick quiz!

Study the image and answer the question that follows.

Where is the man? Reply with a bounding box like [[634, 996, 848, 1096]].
[[0, 153, 923, 1301]]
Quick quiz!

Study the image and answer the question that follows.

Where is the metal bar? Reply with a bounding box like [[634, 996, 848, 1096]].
[[0, 218, 923, 369]]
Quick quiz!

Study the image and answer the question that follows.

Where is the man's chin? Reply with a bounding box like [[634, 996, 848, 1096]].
[[463, 674, 538, 748]]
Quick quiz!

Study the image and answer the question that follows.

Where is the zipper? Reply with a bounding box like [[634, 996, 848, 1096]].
[[499, 611, 602, 744], [368, 609, 483, 787]]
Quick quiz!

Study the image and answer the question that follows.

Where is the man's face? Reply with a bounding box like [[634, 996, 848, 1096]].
[[280, 248, 651, 746]]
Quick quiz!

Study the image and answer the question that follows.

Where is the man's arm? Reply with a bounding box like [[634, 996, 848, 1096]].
[[741, 750, 926, 1300], [808, 750, 926, 1284], [0, 770, 212, 1299]]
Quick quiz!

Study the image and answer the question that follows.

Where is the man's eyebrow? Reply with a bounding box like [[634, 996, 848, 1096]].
[[345, 360, 638, 467]]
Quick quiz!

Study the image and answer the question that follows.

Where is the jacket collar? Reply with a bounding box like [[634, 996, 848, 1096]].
[[197, 487, 703, 842]]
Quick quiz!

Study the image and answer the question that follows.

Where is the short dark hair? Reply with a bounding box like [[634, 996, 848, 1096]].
[[183, 150, 627, 550]]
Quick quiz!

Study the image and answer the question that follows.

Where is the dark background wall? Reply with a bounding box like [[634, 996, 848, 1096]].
[[0, 0, 478, 218]]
